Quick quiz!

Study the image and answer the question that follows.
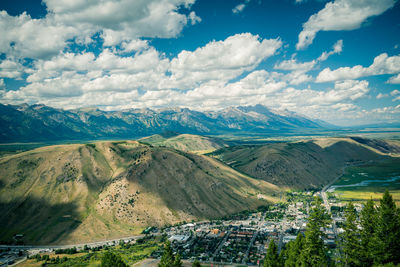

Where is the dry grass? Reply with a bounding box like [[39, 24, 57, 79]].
[[0, 140, 280, 245]]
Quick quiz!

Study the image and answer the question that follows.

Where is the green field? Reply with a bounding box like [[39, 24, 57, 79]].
[[331, 158, 400, 204]]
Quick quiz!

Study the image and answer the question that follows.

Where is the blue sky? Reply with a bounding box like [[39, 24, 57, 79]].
[[0, 0, 399, 126]]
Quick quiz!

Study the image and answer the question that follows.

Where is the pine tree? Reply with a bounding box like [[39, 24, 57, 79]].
[[101, 252, 128, 267], [359, 198, 377, 266], [299, 197, 330, 267], [374, 190, 400, 264], [174, 253, 183, 267], [264, 240, 280, 267], [284, 233, 304, 267], [158, 241, 174, 267], [341, 202, 361, 266]]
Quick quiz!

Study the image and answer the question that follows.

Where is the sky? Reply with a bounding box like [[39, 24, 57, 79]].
[[0, 0, 399, 126]]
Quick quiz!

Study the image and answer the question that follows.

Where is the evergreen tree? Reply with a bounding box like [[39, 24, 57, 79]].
[[374, 190, 400, 265], [341, 202, 361, 266], [264, 240, 280, 267], [158, 241, 175, 267], [174, 253, 183, 267], [359, 198, 377, 266], [299, 197, 330, 267], [284, 233, 304, 267], [101, 252, 128, 267]]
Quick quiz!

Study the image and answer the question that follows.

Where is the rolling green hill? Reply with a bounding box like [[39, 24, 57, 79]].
[[210, 138, 400, 189], [0, 141, 279, 245]]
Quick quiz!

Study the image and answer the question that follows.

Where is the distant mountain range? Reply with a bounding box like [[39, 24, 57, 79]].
[[0, 103, 331, 143]]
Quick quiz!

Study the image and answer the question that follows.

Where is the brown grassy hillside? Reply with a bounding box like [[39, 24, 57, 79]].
[[210, 138, 399, 190], [139, 133, 228, 154], [0, 141, 279, 245]]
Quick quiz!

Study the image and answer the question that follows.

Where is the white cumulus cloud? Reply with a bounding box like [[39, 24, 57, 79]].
[[166, 33, 282, 89], [0, 0, 200, 59], [316, 53, 400, 82], [296, 0, 396, 50]]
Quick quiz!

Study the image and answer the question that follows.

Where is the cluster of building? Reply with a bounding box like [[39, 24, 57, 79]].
[[159, 192, 322, 265]]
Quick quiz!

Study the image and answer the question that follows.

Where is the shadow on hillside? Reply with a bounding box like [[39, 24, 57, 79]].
[[0, 197, 81, 245], [125, 148, 266, 220]]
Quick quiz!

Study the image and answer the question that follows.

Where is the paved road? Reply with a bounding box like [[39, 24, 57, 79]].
[[321, 165, 348, 240], [243, 231, 258, 264], [212, 230, 232, 260]]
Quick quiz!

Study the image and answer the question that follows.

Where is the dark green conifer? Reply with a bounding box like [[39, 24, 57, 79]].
[[100, 251, 128, 267], [264, 240, 280, 267], [158, 241, 174, 267], [299, 197, 330, 267], [341, 202, 361, 266], [359, 198, 377, 266], [284, 233, 304, 267], [374, 190, 400, 264], [174, 253, 183, 267]]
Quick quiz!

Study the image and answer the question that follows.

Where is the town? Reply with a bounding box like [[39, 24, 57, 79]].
[[1, 190, 355, 266]]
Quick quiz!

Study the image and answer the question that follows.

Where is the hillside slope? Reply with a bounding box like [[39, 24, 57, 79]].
[[139, 133, 229, 154], [0, 141, 279, 245], [211, 138, 399, 189]]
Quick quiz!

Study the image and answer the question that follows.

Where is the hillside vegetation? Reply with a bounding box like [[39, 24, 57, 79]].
[[0, 141, 279, 245], [211, 137, 400, 189], [139, 133, 228, 154]]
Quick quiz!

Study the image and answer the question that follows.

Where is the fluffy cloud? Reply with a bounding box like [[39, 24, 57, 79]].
[[167, 33, 282, 89], [296, 0, 396, 50], [310, 80, 369, 104], [45, 0, 198, 46], [317, 39, 343, 61], [369, 105, 400, 116], [233, 0, 251, 14], [273, 40, 343, 85], [387, 73, 400, 84], [5, 33, 280, 103], [120, 39, 149, 53], [377, 93, 389, 99], [316, 53, 400, 82], [188, 11, 201, 25], [0, 0, 200, 58], [0, 59, 29, 79], [0, 11, 78, 59], [274, 59, 316, 72]]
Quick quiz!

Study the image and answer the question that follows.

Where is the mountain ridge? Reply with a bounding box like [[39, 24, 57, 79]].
[[0, 103, 330, 143]]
